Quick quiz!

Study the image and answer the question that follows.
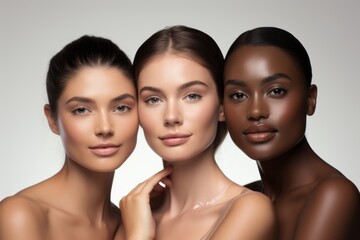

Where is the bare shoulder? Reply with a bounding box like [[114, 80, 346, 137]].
[[210, 188, 277, 240], [0, 195, 48, 240], [300, 174, 360, 221], [0, 195, 47, 221], [230, 188, 275, 221], [311, 174, 360, 207], [296, 174, 360, 239]]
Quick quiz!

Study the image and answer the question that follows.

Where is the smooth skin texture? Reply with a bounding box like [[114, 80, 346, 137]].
[[119, 167, 173, 240], [0, 67, 139, 240], [119, 53, 277, 240], [223, 45, 360, 240]]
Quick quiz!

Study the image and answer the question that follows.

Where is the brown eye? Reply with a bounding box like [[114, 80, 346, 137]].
[[268, 88, 287, 97], [230, 92, 247, 101]]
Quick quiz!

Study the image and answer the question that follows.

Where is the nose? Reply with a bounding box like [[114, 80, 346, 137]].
[[163, 100, 182, 127], [247, 94, 269, 121], [95, 111, 114, 137]]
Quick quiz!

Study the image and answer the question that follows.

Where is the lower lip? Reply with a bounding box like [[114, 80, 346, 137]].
[[245, 132, 276, 143], [90, 147, 120, 157], [161, 137, 190, 146]]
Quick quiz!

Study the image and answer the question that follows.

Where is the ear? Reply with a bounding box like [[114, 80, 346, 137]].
[[218, 104, 225, 122], [306, 84, 317, 116], [44, 104, 60, 135]]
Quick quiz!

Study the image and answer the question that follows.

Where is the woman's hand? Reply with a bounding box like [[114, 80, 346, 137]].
[[120, 167, 172, 240]]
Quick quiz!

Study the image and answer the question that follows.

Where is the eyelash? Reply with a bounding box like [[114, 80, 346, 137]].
[[184, 93, 202, 101], [229, 92, 247, 101], [144, 92, 202, 104], [267, 88, 287, 97], [114, 105, 131, 112], [145, 97, 161, 105], [71, 105, 131, 115], [228, 87, 288, 101], [72, 107, 90, 115]]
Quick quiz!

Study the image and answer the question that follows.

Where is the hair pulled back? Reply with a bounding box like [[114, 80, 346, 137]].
[[226, 27, 312, 87], [133, 25, 227, 150], [46, 35, 133, 116]]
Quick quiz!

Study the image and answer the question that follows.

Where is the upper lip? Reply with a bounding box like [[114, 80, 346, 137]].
[[159, 133, 192, 140], [243, 124, 277, 135], [89, 143, 120, 149]]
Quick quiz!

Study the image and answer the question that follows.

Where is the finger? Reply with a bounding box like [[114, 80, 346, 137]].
[[125, 181, 149, 195], [160, 177, 173, 188], [140, 167, 173, 194], [122, 167, 172, 197], [152, 183, 166, 193]]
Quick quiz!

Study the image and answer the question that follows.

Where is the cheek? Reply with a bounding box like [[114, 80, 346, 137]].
[[271, 98, 306, 129], [224, 104, 244, 133], [117, 113, 139, 141], [189, 101, 222, 145], [58, 117, 92, 145], [138, 105, 159, 136], [188, 107, 217, 127]]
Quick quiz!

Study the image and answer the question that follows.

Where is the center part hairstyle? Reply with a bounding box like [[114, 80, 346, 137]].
[[133, 25, 227, 150], [225, 26, 312, 87], [46, 35, 134, 116]]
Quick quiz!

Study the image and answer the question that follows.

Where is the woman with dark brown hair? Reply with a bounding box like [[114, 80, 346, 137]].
[[0, 35, 139, 240]]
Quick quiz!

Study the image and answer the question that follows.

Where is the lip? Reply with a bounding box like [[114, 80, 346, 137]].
[[159, 133, 192, 146], [89, 143, 121, 157], [243, 124, 277, 143]]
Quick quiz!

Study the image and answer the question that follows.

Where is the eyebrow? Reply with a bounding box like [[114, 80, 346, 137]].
[[65, 93, 136, 104], [139, 80, 208, 94], [224, 73, 292, 87]]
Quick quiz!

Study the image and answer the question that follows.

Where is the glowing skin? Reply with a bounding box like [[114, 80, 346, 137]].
[[125, 52, 276, 240], [224, 46, 315, 161], [138, 54, 224, 163], [224, 43, 360, 240], [49, 66, 138, 172]]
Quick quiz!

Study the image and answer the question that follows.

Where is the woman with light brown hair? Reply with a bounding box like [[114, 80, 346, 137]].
[[119, 25, 277, 240]]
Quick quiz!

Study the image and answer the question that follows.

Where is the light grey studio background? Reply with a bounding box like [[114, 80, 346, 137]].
[[1, 1, 359, 204]]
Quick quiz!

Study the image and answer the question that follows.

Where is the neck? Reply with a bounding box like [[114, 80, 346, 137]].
[[162, 147, 230, 217], [257, 137, 322, 201], [54, 158, 115, 223]]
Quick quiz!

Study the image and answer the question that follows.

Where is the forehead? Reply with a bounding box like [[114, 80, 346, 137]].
[[224, 46, 304, 82], [137, 53, 214, 87], [62, 66, 136, 97]]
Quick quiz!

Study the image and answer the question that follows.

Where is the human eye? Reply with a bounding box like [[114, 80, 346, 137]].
[[229, 92, 247, 101], [114, 105, 131, 113], [268, 88, 287, 97], [185, 93, 202, 101], [72, 107, 90, 115], [145, 97, 161, 105]]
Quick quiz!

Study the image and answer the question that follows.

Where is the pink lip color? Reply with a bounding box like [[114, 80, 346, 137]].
[[243, 124, 277, 143], [89, 144, 120, 157], [159, 133, 191, 147]]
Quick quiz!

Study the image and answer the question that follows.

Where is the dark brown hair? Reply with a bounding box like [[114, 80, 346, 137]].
[[46, 35, 133, 116]]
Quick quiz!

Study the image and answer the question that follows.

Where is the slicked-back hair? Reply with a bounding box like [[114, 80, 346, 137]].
[[225, 27, 312, 87], [46, 35, 133, 116]]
